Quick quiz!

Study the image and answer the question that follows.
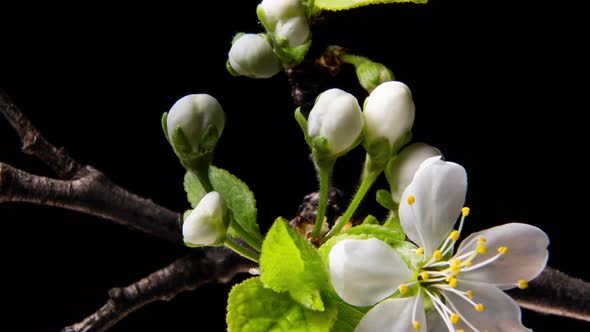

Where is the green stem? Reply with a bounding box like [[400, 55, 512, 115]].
[[195, 166, 214, 193], [311, 164, 333, 239], [325, 155, 384, 241], [339, 54, 368, 67], [225, 237, 260, 262], [230, 219, 262, 252]]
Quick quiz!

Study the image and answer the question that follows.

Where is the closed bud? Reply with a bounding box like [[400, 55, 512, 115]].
[[183, 192, 230, 247], [387, 143, 442, 203], [355, 61, 394, 93], [165, 94, 225, 154], [258, 0, 310, 47], [227, 33, 282, 79], [308, 89, 364, 157], [364, 81, 415, 152]]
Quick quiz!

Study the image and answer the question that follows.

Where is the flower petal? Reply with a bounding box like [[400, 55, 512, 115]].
[[355, 294, 426, 332], [399, 156, 467, 256], [329, 238, 414, 306], [442, 280, 532, 332], [456, 223, 549, 289]]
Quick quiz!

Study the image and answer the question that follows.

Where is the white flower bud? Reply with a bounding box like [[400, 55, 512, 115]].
[[166, 94, 225, 152], [308, 89, 364, 156], [259, 0, 310, 47], [388, 143, 442, 203], [228, 33, 282, 79], [363, 81, 415, 149], [183, 192, 229, 247]]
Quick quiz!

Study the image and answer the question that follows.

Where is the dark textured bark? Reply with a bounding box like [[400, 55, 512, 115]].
[[0, 162, 182, 242], [61, 249, 257, 332], [508, 267, 590, 322]]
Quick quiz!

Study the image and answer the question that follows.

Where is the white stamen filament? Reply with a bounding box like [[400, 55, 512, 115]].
[[424, 288, 456, 332], [411, 291, 421, 329], [433, 285, 478, 307], [460, 251, 504, 273], [445, 295, 482, 332]]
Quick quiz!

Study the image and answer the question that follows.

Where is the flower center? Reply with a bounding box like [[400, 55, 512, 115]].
[[402, 207, 520, 331]]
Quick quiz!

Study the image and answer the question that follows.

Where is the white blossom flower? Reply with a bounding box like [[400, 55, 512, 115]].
[[388, 143, 442, 204], [308, 88, 364, 156], [363, 81, 415, 149], [328, 156, 549, 332], [228, 33, 282, 79], [166, 94, 225, 152], [259, 0, 310, 47], [183, 192, 229, 247]]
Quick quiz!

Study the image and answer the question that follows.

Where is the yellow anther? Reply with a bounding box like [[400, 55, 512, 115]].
[[433, 250, 442, 260], [518, 280, 529, 289], [413, 320, 421, 330], [407, 195, 416, 205], [466, 262, 474, 267], [477, 236, 487, 244], [462, 207, 470, 216], [498, 246, 508, 255], [451, 258, 462, 268], [449, 230, 460, 241], [475, 303, 485, 312], [457, 330, 465, 332], [415, 247, 425, 256], [477, 244, 487, 255], [451, 266, 461, 275], [450, 313, 460, 324], [448, 277, 458, 288], [399, 284, 408, 294], [466, 290, 474, 299], [420, 271, 430, 281]]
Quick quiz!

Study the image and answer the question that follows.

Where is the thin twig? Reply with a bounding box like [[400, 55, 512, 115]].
[[0, 89, 82, 179], [61, 248, 257, 332]]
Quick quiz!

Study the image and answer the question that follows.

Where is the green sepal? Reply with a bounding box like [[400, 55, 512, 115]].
[[227, 277, 338, 332], [382, 213, 404, 239], [294, 107, 310, 145], [273, 37, 312, 67], [260, 218, 328, 311], [363, 137, 392, 172], [170, 126, 214, 173], [376, 189, 397, 211], [310, 136, 337, 169], [325, 291, 368, 332], [161, 112, 169, 141], [184, 167, 262, 242], [361, 214, 380, 225], [226, 59, 240, 77], [199, 125, 220, 152], [314, 0, 428, 12]]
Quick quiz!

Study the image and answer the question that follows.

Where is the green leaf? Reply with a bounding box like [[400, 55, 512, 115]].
[[227, 277, 337, 332], [260, 218, 328, 311], [345, 224, 404, 243], [326, 292, 368, 332], [314, 0, 427, 12], [294, 108, 310, 145], [376, 189, 397, 211], [184, 167, 262, 241]]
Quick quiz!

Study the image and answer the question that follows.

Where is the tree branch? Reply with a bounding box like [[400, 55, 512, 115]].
[[0, 89, 181, 243], [0, 162, 181, 242], [0, 89, 82, 179], [508, 266, 590, 322], [61, 248, 257, 332]]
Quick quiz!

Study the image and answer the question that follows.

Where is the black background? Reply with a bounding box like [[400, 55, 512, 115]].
[[1, 0, 589, 331]]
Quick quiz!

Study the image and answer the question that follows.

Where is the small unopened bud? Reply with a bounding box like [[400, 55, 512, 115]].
[[364, 81, 415, 152], [307, 88, 364, 157], [227, 33, 282, 79], [183, 192, 230, 247], [258, 0, 310, 47], [388, 143, 442, 203], [165, 94, 225, 153], [356, 61, 394, 93]]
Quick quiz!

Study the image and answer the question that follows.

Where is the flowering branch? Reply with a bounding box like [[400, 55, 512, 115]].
[[61, 248, 256, 332]]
